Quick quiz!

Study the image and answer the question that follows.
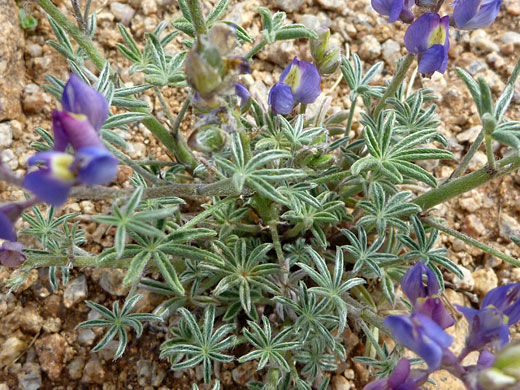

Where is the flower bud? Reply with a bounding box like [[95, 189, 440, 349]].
[[310, 28, 341, 76], [479, 368, 517, 390], [188, 126, 229, 153]]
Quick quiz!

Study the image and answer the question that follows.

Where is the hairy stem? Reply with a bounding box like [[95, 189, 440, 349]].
[[413, 153, 520, 211], [345, 96, 357, 137], [449, 129, 485, 180], [423, 217, 520, 267], [373, 53, 415, 119], [245, 39, 267, 60]]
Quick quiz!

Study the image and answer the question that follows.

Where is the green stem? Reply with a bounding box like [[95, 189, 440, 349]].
[[38, 0, 106, 70], [358, 318, 385, 360], [485, 133, 496, 171], [373, 53, 415, 119], [345, 96, 357, 137], [186, 0, 206, 36], [171, 97, 191, 138], [413, 154, 520, 211], [423, 217, 520, 267], [245, 39, 267, 60], [449, 129, 485, 180]]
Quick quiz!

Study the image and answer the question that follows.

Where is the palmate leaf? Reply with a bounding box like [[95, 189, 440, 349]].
[[352, 112, 452, 187], [299, 248, 365, 332], [76, 294, 162, 360], [160, 305, 236, 383], [239, 316, 298, 372], [398, 216, 463, 288], [357, 182, 421, 235], [215, 133, 306, 205]]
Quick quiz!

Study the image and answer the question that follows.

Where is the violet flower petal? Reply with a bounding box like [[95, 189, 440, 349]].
[[74, 147, 118, 186]]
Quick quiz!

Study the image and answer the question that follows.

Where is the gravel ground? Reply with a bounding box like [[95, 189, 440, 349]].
[[1, 0, 520, 389]]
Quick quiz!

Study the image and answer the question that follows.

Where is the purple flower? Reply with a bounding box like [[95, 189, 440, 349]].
[[0, 241, 26, 267], [268, 83, 295, 115], [269, 57, 321, 114], [457, 305, 510, 352], [371, 0, 414, 23], [74, 147, 119, 186], [401, 262, 454, 329], [24, 151, 75, 206], [456, 283, 520, 352], [0, 202, 26, 241], [61, 74, 109, 132], [404, 13, 450, 75], [452, 0, 502, 30], [364, 358, 421, 390], [235, 83, 250, 109], [481, 283, 520, 325], [384, 313, 453, 370], [52, 110, 105, 153]]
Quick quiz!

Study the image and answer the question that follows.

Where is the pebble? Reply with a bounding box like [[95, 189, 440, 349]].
[[266, 40, 297, 67], [359, 35, 381, 61], [17, 363, 42, 390], [470, 30, 500, 53], [299, 14, 331, 30], [42, 317, 62, 333], [0, 122, 13, 147], [110, 2, 135, 26], [81, 358, 105, 384], [467, 60, 488, 75], [451, 238, 466, 252], [472, 268, 498, 296], [77, 329, 96, 345], [20, 308, 43, 334], [2, 149, 18, 170], [382, 39, 401, 66], [63, 275, 88, 308], [231, 361, 256, 384], [0, 337, 27, 368], [316, 0, 344, 12], [98, 269, 130, 296], [22, 84, 47, 114], [456, 126, 480, 143], [35, 334, 67, 380], [137, 359, 153, 386], [141, 0, 157, 15], [453, 265, 475, 291], [274, 0, 303, 11], [462, 214, 487, 237], [500, 32, 520, 45], [332, 375, 351, 390], [499, 214, 520, 241], [68, 357, 85, 380], [26, 44, 42, 57]]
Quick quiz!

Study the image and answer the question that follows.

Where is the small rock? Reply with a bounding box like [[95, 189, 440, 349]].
[[232, 361, 256, 385], [499, 214, 520, 241], [20, 308, 43, 334], [141, 0, 157, 15], [456, 126, 480, 143], [453, 265, 475, 291], [452, 238, 466, 252], [137, 359, 153, 386], [17, 362, 42, 390], [0, 337, 27, 368], [266, 40, 297, 67], [467, 60, 488, 75], [68, 357, 85, 380], [35, 334, 67, 380], [98, 269, 130, 296], [26, 44, 42, 57], [0, 122, 13, 147], [470, 30, 500, 53], [97, 340, 119, 361], [501, 32, 520, 45], [152, 361, 166, 386], [0, 384, 7, 390], [81, 358, 105, 384], [462, 214, 487, 237], [316, 0, 343, 11], [382, 39, 401, 66], [274, 0, 303, 12], [42, 317, 62, 333], [466, 150, 487, 171], [77, 329, 96, 346], [299, 14, 331, 30], [359, 35, 381, 61], [2, 149, 18, 170], [110, 2, 135, 26], [473, 268, 498, 296], [63, 275, 88, 308], [332, 375, 351, 390], [22, 84, 46, 114]]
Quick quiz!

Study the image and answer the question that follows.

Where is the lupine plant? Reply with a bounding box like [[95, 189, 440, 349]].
[[0, 0, 519, 388]]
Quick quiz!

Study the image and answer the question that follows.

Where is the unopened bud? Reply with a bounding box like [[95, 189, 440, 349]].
[[188, 126, 229, 154], [479, 342, 520, 390], [310, 27, 340, 76]]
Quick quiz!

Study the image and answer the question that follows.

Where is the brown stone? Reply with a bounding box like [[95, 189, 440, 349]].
[[0, 0, 25, 120], [35, 333, 67, 380]]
